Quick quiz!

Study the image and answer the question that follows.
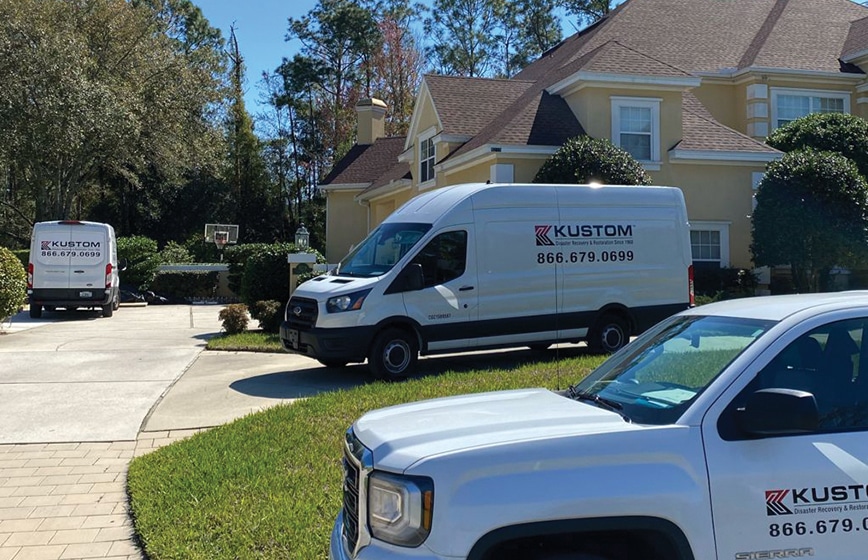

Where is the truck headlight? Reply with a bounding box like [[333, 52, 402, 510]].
[[368, 471, 434, 547], [326, 289, 372, 313]]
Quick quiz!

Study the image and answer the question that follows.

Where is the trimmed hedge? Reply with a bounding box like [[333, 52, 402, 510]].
[[226, 243, 324, 308], [148, 270, 219, 301], [0, 246, 27, 321], [533, 136, 652, 186]]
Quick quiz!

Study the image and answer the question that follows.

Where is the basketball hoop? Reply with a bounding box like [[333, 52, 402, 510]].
[[204, 224, 238, 262], [214, 231, 229, 250]]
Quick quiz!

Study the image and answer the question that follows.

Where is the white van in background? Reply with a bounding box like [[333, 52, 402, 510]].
[[281, 183, 694, 379], [27, 220, 120, 318]]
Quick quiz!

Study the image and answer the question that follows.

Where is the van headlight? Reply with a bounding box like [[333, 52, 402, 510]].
[[368, 472, 434, 547], [326, 289, 372, 313]]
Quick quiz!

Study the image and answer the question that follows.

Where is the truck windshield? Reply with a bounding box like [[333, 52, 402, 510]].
[[573, 314, 775, 424], [336, 223, 432, 277]]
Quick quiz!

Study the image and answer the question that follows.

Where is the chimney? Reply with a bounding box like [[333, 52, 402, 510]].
[[356, 98, 387, 145]]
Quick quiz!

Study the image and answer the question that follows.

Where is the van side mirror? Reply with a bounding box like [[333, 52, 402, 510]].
[[738, 388, 819, 436], [384, 263, 424, 295]]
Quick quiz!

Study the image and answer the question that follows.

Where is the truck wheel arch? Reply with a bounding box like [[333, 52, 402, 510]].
[[466, 516, 695, 560]]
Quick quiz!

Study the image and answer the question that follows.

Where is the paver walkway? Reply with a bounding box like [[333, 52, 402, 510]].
[[0, 430, 204, 560]]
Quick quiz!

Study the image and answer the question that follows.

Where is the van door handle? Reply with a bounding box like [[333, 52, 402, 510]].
[[459, 286, 475, 291], [73, 270, 85, 274]]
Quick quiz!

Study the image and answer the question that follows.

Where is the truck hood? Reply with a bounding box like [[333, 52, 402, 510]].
[[354, 388, 640, 472], [294, 274, 380, 297]]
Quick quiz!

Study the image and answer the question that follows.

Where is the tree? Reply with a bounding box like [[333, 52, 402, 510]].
[[494, 0, 562, 77], [533, 136, 652, 185], [766, 112, 868, 179], [0, 246, 26, 322], [0, 0, 227, 236], [424, 0, 500, 76], [561, 0, 613, 30], [751, 149, 868, 293]]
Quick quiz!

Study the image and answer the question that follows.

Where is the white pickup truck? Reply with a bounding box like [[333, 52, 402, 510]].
[[330, 292, 868, 560]]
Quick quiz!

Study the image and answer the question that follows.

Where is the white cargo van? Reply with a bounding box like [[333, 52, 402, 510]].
[[281, 183, 694, 378], [27, 220, 120, 318]]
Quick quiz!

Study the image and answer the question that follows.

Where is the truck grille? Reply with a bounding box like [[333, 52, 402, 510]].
[[286, 297, 318, 330], [342, 428, 370, 555]]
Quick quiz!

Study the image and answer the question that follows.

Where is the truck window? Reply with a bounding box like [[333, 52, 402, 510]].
[[410, 230, 467, 288], [753, 319, 868, 430]]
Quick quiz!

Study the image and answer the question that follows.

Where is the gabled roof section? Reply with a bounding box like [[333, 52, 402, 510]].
[[320, 136, 407, 187], [446, 89, 584, 160], [516, 0, 868, 82], [424, 75, 534, 137], [676, 92, 780, 155], [842, 15, 868, 61], [577, 40, 694, 78]]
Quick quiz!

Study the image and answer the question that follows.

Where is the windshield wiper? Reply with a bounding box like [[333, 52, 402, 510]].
[[567, 386, 631, 422]]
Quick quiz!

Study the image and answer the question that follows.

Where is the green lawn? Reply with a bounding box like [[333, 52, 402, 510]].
[[206, 331, 284, 352], [127, 353, 605, 560]]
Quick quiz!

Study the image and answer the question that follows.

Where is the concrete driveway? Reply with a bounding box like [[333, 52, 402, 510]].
[[0, 304, 223, 444]]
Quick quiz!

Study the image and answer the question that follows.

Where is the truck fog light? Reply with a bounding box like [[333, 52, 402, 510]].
[[368, 471, 433, 547]]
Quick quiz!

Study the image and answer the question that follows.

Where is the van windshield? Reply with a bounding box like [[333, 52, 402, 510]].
[[336, 223, 432, 277]]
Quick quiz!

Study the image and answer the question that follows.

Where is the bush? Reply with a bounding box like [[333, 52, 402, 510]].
[[118, 236, 161, 290], [160, 241, 194, 264], [12, 249, 29, 268], [149, 270, 218, 301], [533, 136, 652, 185], [218, 304, 249, 334], [693, 266, 758, 299], [766, 113, 868, 178], [0, 246, 27, 321], [251, 300, 283, 333], [227, 243, 323, 308]]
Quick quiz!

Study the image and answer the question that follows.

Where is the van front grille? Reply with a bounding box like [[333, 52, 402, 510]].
[[286, 297, 318, 329]]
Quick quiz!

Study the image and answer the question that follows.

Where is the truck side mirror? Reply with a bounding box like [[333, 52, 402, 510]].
[[738, 388, 819, 436]]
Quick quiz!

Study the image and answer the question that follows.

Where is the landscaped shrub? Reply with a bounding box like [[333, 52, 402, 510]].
[[12, 249, 29, 268], [225, 243, 280, 296], [230, 243, 323, 308], [149, 270, 218, 301], [218, 304, 249, 334], [0, 246, 27, 321], [117, 236, 161, 290], [251, 300, 283, 333], [533, 136, 652, 185], [160, 241, 194, 264], [693, 266, 758, 299]]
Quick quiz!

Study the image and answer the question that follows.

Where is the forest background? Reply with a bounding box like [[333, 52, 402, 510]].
[[0, 0, 613, 254]]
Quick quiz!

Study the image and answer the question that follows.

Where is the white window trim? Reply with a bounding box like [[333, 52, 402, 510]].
[[418, 128, 436, 189], [769, 87, 850, 131], [689, 221, 730, 267], [611, 96, 661, 164]]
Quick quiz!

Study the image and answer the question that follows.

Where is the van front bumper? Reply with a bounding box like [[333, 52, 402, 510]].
[[280, 322, 374, 363]]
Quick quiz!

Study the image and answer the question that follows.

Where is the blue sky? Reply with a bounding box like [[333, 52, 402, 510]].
[[197, 0, 319, 113]]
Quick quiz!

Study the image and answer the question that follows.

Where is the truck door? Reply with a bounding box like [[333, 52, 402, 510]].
[[33, 224, 74, 291], [703, 315, 868, 560], [401, 227, 478, 351]]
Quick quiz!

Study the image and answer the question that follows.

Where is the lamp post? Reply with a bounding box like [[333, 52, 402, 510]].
[[295, 224, 310, 250], [289, 224, 315, 296]]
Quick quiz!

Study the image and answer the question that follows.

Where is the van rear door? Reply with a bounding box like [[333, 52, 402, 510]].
[[34, 222, 107, 293]]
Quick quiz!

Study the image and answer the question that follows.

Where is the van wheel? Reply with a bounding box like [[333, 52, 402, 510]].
[[537, 553, 610, 560], [102, 303, 114, 318], [29, 305, 42, 319], [588, 314, 629, 354], [369, 328, 417, 380]]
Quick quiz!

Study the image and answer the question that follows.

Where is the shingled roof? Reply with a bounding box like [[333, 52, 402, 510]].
[[320, 136, 407, 187], [677, 92, 780, 154]]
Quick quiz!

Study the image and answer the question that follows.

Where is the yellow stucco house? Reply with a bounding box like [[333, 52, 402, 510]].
[[319, 0, 868, 274]]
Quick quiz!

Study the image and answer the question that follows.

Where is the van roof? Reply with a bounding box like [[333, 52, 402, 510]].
[[386, 183, 684, 224]]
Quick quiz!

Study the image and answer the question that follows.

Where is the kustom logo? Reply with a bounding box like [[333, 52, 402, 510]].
[[535, 224, 634, 246], [535, 225, 554, 246], [766, 489, 793, 516]]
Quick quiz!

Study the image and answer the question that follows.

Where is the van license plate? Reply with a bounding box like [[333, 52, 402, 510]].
[[288, 329, 299, 349], [79, 291, 92, 298]]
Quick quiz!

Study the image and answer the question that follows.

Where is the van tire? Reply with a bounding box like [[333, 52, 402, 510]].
[[369, 328, 417, 380], [588, 314, 628, 354], [537, 554, 609, 560], [29, 305, 42, 319], [102, 303, 114, 318]]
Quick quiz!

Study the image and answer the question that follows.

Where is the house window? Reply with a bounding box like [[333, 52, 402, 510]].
[[420, 136, 435, 183], [611, 97, 660, 162], [771, 88, 849, 129], [690, 222, 730, 268]]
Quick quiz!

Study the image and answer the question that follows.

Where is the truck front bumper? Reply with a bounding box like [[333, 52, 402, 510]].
[[330, 512, 445, 560]]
